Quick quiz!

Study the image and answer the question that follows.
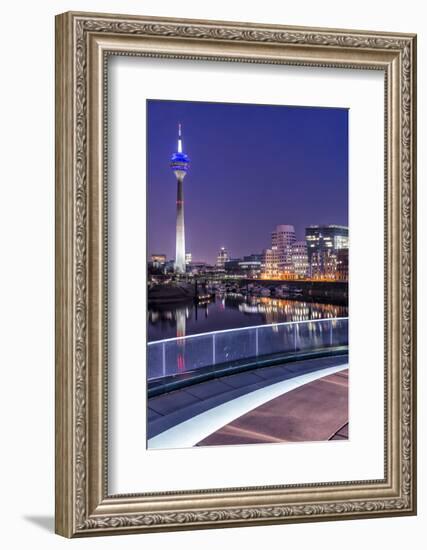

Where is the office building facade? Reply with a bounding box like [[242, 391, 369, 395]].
[[216, 247, 229, 269], [305, 225, 349, 280], [290, 241, 309, 278], [271, 224, 296, 273]]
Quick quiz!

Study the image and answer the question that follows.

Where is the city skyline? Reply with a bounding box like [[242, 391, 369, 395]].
[[149, 222, 349, 267], [147, 99, 348, 264]]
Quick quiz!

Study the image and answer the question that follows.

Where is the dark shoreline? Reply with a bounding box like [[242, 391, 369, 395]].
[[148, 279, 348, 307]]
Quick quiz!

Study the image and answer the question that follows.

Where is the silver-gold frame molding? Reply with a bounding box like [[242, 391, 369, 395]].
[[55, 11, 417, 538]]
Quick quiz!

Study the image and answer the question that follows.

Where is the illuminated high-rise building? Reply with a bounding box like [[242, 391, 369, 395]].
[[216, 247, 229, 269], [291, 241, 308, 278], [271, 224, 296, 273], [305, 225, 349, 279], [151, 254, 167, 269], [170, 124, 190, 273], [261, 248, 279, 279], [336, 248, 349, 281]]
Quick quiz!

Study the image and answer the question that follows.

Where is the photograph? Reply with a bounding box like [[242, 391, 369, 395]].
[[146, 99, 349, 450], [53, 9, 417, 538]]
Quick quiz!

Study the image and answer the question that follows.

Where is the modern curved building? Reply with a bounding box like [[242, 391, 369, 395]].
[[170, 124, 190, 274]]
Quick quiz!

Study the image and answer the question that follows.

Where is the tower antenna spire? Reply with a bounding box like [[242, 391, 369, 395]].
[[178, 123, 182, 153]]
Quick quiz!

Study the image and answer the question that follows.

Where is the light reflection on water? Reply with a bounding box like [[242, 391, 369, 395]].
[[147, 295, 348, 343]]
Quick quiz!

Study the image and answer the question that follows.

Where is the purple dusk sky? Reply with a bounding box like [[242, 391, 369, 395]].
[[147, 99, 348, 264]]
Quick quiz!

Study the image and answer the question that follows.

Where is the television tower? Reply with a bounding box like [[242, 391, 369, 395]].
[[170, 124, 190, 274]]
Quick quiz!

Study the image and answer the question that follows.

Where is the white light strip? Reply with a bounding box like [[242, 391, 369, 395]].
[[147, 363, 348, 450], [147, 316, 349, 345], [178, 122, 183, 152]]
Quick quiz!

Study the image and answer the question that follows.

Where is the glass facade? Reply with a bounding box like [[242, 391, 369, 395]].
[[305, 225, 349, 280]]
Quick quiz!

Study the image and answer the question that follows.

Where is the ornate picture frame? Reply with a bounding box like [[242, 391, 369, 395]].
[[55, 11, 417, 537]]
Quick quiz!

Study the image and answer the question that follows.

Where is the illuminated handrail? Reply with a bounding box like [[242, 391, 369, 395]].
[[148, 316, 349, 346], [147, 317, 348, 381]]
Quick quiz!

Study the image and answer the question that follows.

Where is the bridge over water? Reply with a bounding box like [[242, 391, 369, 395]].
[[147, 318, 349, 448]]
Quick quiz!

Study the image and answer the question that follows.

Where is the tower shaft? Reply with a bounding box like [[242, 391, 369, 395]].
[[175, 175, 186, 273]]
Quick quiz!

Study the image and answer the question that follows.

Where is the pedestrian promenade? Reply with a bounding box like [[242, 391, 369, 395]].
[[147, 355, 348, 449]]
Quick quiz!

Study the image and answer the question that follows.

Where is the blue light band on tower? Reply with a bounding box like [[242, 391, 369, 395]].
[[171, 124, 190, 273]]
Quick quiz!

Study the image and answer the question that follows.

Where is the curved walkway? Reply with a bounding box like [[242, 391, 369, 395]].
[[147, 355, 348, 449], [197, 370, 348, 446]]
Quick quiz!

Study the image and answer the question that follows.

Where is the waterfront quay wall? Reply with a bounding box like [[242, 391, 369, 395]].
[[149, 276, 348, 305], [247, 279, 348, 302]]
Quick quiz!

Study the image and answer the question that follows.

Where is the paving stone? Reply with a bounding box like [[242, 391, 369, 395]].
[[198, 370, 349, 446], [220, 370, 264, 388], [254, 364, 296, 380], [147, 407, 162, 421], [184, 379, 234, 399], [148, 390, 201, 416], [147, 355, 349, 442]]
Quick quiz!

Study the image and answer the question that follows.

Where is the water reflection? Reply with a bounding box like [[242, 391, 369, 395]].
[[176, 309, 186, 372], [148, 295, 348, 343]]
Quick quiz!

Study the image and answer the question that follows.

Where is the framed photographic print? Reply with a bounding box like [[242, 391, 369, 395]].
[[55, 11, 417, 537]]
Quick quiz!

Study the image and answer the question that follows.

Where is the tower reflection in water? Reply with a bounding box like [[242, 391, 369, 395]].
[[174, 303, 211, 372], [148, 296, 348, 373], [176, 308, 186, 372]]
